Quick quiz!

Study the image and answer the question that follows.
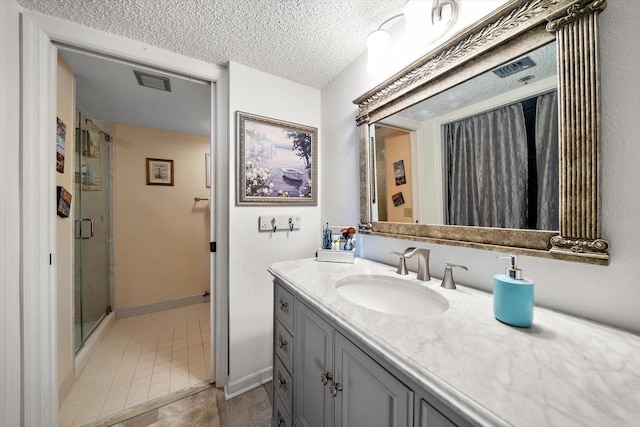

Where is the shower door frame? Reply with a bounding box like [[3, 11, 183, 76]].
[[73, 112, 114, 354], [19, 9, 230, 423]]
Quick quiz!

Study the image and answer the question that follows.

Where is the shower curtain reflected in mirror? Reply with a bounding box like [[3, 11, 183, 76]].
[[446, 103, 529, 228], [74, 110, 113, 353], [445, 91, 559, 231]]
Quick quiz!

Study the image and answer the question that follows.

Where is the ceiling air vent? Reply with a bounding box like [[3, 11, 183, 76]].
[[133, 70, 171, 92], [492, 56, 536, 78]]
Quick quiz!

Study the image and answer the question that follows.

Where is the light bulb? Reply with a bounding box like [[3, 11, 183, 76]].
[[367, 29, 391, 74]]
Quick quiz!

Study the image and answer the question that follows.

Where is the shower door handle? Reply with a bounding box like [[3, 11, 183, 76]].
[[76, 218, 94, 239]]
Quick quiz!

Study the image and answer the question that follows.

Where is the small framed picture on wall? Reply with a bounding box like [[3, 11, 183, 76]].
[[392, 192, 405, 207], [56, 186, 72, 217], [393, 160, 406, 186], [56, 118, 66, 173], [146, 158, 174, 186]]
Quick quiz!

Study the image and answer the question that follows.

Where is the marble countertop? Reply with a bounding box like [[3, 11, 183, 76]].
[[268, 257, 640, 427]]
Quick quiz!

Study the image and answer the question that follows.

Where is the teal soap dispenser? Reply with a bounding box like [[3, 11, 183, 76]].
[[493, 255, 534, 327]]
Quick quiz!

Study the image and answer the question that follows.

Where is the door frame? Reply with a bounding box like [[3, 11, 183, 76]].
[[0, 1, 23, 425], [20, 9, 230, 422]]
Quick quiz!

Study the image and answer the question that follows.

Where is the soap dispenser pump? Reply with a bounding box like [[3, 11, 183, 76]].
[[493, 255, 534, 327]]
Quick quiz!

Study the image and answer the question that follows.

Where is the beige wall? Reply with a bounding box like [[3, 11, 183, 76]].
[[114, 123, 210, 310], [385, 131, 413, 223], [56, 55, 75, 389]]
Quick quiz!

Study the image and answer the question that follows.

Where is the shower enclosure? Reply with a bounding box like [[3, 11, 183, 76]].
[[74, 110, 113, 353]]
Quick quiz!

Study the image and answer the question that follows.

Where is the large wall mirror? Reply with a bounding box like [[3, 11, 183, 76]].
[[354, 0, 610, 265]]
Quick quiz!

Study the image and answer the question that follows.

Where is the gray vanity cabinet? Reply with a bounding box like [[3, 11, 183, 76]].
[[294, 302, 412, 427], [294, 301, 335, 427], [333, 333, 413, 426], [419, 400, 456, 427], [274, 280, 461, 427], [276, 280, 413, 427], [274, 285, 296, 427]]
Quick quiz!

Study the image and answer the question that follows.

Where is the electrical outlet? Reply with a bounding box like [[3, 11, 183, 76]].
[[404, 208, 412, 217]]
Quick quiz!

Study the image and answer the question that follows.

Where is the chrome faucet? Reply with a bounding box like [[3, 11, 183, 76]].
[[403, 247, 431, 281]]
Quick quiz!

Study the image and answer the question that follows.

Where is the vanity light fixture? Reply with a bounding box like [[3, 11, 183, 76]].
[[366, 14, 402, 73], [366, 0, 459, 74]]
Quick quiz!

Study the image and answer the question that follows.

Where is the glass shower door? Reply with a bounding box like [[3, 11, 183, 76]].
[[74, 110, 112, 353]]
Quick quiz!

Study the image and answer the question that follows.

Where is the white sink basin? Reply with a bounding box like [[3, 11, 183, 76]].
[[335, 274, 449, 317]]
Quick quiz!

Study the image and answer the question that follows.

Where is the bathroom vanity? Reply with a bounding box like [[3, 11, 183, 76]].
[[268, 257, 640, 427]]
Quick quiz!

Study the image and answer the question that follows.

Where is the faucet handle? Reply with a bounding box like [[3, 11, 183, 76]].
[[441, 263, 468, 289], [391, 252, 409, 275], [402, 247, 418, 258]]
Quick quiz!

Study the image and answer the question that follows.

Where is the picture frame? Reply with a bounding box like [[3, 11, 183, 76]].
[[393, 159, 406, 186], [146, 158, 174, 186], [56, 117, 66, 173], [205, 153, 211, 188], [56, 186, 72, 218], [392, 192, 405, 207], [237, 111, 317, 205]]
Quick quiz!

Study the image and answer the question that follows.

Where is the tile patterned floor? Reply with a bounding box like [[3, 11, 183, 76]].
[[111, 383, 273, 427], [59, 303, 211, 426]]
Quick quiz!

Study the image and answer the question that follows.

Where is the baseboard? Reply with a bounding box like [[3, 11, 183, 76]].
[[224, 367, 273, 400], [116, 293, 210, 319], [75, 312, 115, 380]]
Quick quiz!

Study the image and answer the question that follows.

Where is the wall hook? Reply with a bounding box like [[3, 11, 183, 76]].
[[259, 215, 301, 232]]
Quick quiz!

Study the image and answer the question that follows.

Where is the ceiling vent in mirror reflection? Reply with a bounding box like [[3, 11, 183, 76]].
[[134, 70, 172, 92], [492, 56, 536, 78]]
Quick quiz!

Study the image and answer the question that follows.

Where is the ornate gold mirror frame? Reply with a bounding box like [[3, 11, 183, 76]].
[[354, 0, 609, 265]]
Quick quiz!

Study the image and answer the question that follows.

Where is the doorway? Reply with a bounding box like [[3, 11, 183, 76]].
[[19, 13, 230, 423], [56, 45, 217, 423]]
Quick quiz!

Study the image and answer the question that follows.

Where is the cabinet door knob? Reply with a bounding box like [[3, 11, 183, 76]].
[[277, 378, 287, 389], [320, 372, 333, 385], [329, 382, 343, 397], [279, 300, 288, 311], [277, 339, 288, 350], [276, 414, 286, 426]]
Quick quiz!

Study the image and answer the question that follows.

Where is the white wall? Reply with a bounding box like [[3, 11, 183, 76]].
[[321, 1, 640, 333], [227, 62, 321, 393]]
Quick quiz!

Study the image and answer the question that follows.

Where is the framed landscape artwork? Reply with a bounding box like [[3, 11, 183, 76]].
[[237, 111, 317, 205]]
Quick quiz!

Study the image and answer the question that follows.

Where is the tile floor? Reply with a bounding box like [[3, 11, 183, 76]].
[[111, 383, 273, 427], [59, 303, 212, 426]]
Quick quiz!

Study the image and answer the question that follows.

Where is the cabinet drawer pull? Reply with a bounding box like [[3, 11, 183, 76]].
[[276, 414, 286, 426], [320, 372, 333, 386], [277, 338, 288, 350], [329, 382, 343, 397], [279, 300, 289, 311], [277, 378, 288, 389]]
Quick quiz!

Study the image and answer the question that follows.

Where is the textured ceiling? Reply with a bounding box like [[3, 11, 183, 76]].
[[18, 0, 407, 88]]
